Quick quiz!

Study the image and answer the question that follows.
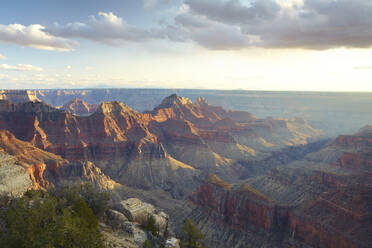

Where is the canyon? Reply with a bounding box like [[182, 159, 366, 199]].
[[0, 90, 370, 248], [189, 126, 372, 248]]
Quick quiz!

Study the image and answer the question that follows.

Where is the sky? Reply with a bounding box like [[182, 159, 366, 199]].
[[0, 0, 372, 91]]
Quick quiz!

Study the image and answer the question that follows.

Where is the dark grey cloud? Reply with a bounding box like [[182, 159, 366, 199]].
[[174, 12, 255, 49], [179, 0, 372, 50], [185, 0, 280, 25]]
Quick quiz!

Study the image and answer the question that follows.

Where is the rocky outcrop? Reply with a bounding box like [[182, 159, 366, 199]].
[[0, 90, 40, 103], [62, 98, 98, 116], [0, 129, 116, 191], [0, 153, 33, 196], [118, 198, 170, 236], [190, 175, 278, 232], [0, 95, 322, 198], [188, 126, 372, 248], [104, 198, 180, 248], [189, 173, 371, 248]]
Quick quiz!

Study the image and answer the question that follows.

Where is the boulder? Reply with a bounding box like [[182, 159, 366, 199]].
[[165, 238, 181, 248], [120, 198, 155, 223], [122, 222, 148, 246], [119, 198, 170, 236], [106, 209, 128, 229]]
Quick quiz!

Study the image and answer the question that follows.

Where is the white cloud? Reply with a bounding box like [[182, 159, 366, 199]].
[[48, 12, 163, 45], [0, 54, 6, 60], [0, 24, 78, 51], [3, 0, 370, 52], [0, 64, 44, 71]]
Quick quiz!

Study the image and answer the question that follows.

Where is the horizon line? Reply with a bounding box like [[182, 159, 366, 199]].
[[1, 88, 372, 94]]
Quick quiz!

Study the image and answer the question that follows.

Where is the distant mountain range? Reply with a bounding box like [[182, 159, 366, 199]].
[[2, 89, 372, 136]]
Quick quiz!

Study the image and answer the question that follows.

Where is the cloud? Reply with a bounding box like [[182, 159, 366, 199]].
[[4, 0, 371, 52], [66, 65, 72, 70], [185, 0, 280, 25], [0, 24, 78, 51], [48, 12, 166, 45], [143, 0, 171, 9], [0, 64, 44, 71], [0, 54, 6, 60], [178, 0, 372, 50], [174, 12, 257, 49]]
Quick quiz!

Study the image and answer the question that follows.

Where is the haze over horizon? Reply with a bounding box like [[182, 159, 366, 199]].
[[1, 0, 372, 92]]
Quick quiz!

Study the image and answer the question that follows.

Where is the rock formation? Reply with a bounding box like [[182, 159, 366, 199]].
[[1, 92, 371, 248], [0, 95, 322, 198], [0, 90, 40, 103], [103, 198, 180, 248], [188, 127, 372, 248], [62, 98, 98, 116], [0, 129, 116, 193]]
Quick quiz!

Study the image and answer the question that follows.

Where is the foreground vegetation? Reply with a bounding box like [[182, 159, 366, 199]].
[[0, 184, 110, 248], [0, 184, 206, 248]]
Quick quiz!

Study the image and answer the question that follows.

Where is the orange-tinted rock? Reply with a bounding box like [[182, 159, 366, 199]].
[[190, 175, 277, 232], [0, 129, 116, 190], [190, 174, 371, 248], [27, 163, 48, 189], [62, 98, 98, 116]]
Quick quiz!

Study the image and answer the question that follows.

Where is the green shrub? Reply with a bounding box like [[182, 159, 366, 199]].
[[143, 239, 152, 248], [183, 219, 205, 248], [143, 216, 159, 236], [0, 187, 106, 248]]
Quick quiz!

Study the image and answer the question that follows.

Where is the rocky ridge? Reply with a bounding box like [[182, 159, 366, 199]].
[[0, 94, 329, 248], [188, 127, 372, 248], [103, 198, 180, 248], [0, 95, 322, 198], [0, 129, 116, 192], [62, 98, 98, 116], [0, 90, 40, 103]]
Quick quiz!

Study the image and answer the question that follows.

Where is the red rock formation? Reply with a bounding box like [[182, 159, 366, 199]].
[[190, 175, 278, 232], [190, 174, 371, 248], [62, 98, 98, 116], [0, 129, 116, 190], [287, 213, 358, 248], [335, 135, 372, 147], [0, 95, 323, 197]]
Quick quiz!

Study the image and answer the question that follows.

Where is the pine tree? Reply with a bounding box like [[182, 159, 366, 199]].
[[183, 219, 205, 248]]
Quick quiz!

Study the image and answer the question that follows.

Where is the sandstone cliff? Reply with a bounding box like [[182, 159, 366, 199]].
[[188, 127, 372, 248], [0, 95, 323, 198], [0, 129, 116, 192], [62, 98, 98, 116], [0, 90, 40, 103]]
